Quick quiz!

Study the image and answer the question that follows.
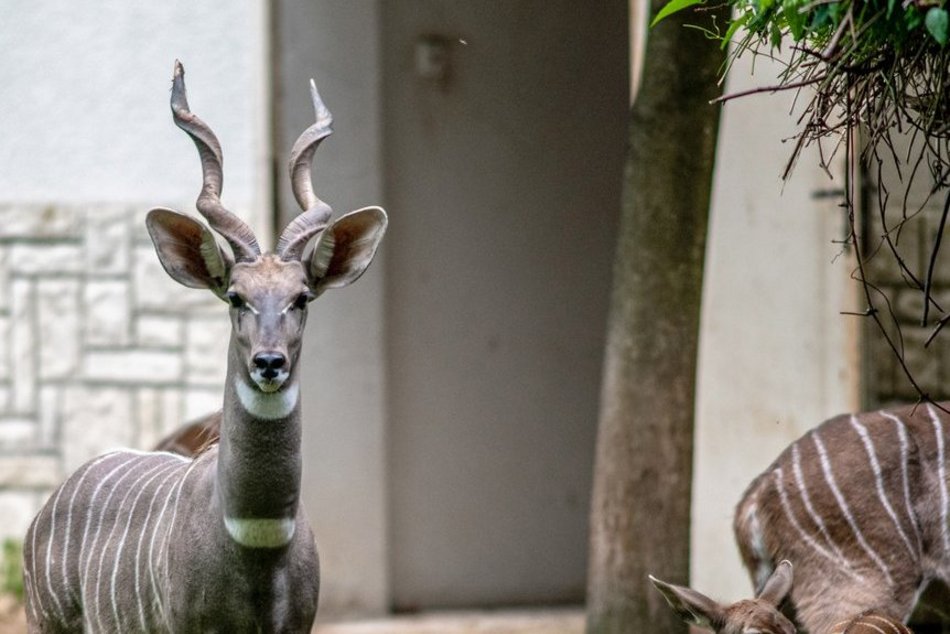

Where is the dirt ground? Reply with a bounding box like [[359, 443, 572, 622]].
[[0, 603, 585, 633]]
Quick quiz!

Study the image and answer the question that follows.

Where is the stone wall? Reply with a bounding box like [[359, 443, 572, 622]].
[[864, 138, 950, 406], [0, 205, 230, 541]]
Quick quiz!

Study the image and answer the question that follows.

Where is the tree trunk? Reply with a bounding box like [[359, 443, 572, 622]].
[[586, 3, 727, 632]]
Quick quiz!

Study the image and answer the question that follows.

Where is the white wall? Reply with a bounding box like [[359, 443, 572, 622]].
[[691, 53, 862, 600], [0, 0, 269, 539]]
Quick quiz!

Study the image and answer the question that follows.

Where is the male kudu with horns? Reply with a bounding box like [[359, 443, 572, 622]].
[[22, 61, 386, 632]]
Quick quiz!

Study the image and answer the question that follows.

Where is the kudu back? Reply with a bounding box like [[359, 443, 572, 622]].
[[734, 403, 950, 632], [22, 61, 386, 633], [651, 561, 913, 633]]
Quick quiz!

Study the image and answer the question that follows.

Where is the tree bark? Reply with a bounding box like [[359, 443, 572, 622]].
[[586, 3, 727, 632]]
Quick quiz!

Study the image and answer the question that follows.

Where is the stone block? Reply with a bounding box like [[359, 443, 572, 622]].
[[135, 314, 183, 349], [0, 490, 40, 542], [0, 316, 11, 382], [83, 280, 131, 347], [0, 454, 60, 488], [84, 206, 131, 274], [0, 206, 80, 240], [184, 388, 222, 422], [157, 388, 184, 438], [185, 314, 230, 387], [37, 386, 59, 449], [9, 244, 83, 275], [0, 418, 34, 450], [82, 350, 182, 385], [889, 326, 941, 400], [10, 280, 35, 414], [135, 388, 161, 450], [37, 279, 80, 380], [0, 248, 10, 312], [61, 386, 133, 472]]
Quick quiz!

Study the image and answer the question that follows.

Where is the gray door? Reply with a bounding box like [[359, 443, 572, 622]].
[[382, 2, 628, 609]]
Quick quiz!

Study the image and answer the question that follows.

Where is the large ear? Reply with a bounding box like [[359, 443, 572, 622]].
[[649, 575, 726, 629], [146, 207, 232, 296], [307, 206, 387, 294], [756, 560, 793, 606]]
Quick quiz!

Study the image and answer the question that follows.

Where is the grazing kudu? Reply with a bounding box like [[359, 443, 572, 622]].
[[650, 560, 797, 634], [22, 61, 386, 632], [651, 561, 913, 633], [734, 403, 950, 632]]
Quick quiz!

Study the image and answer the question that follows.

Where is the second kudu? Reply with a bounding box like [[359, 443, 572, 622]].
[[22, 61, 386, 632], [733, 403, 950, 632], [651, 560, 913, 633]]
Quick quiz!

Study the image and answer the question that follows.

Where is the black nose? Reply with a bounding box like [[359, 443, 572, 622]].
[[253, 352, 286, 380]]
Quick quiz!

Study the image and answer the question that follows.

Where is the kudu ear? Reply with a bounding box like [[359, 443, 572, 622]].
[[649, 575, 726, 629], [146, 207, 232, 296], [307, 206, 387, 294], [756, 560, 793, 606]]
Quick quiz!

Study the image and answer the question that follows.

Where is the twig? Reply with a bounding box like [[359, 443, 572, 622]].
[[922, 188, 950, 326]]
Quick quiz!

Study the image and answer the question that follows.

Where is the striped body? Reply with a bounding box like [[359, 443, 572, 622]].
[[830, 612, 914, 634], [735, 403, 950, 632], [21, 61, 383, 634], [23, 446, 318, 632]]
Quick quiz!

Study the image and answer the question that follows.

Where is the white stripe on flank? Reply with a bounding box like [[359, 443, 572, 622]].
[[80, 454, 144, 627], [772, 467, 839, 564], [43, 484, 67, 620], [29, 511, 48, 619], [134, 464, 183, 630], [791, 444, 859, 575], [235, 378, 299, 420], [813, 431, 894, 585], [76, 454, 134, 603], [850, 416, 918, 560], [60, 453, 115, 607], [110, 460, 180, 630], [93, 459, 167, 633], [926, 404, 950, 555], [224, 516, 296, 548], [742, 502, 773, 590], [158, 456, 202, 609], [880, 412, 924, 557], [147, 456, 200, 624]]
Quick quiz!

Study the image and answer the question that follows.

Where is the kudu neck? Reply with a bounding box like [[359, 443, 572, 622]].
[[216, 341, 303, 524]]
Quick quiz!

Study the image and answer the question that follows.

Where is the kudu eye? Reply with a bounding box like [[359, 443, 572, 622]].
[[293, 292, 312, 310], [226, 292, 246, 310]]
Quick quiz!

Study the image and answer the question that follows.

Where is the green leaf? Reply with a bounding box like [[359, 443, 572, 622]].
[[721, 13, 750, 48], [650, 0, 705, 27], [926, 7, 949, 45]]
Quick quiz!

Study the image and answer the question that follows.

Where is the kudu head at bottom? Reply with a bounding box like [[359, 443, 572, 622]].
[[650, 560, 796, 634]]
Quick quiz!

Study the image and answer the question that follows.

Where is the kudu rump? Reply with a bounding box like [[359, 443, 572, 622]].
[[23, 61, 386, 632], [732, 403, 950, 631]]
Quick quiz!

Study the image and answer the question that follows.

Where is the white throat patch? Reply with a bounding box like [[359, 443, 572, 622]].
[[235, 378, 299, 420], [224, 516, 296, 548]]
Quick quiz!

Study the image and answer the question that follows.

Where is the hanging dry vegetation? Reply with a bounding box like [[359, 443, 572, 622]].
[[659, 0, 950, 400]]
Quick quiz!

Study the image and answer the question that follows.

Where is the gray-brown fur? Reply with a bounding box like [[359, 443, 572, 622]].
[[650, 560, 796, 634], [735, 403, 949, 632], [651, 561, 914, 633], [153, 411, 221, 457], [23, 61, 386, 633], [830, 611, 914, 634]]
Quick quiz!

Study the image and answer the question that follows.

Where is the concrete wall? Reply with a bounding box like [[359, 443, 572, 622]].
[[0, 0, 269, 537], [272, 0, 391, 618], [691, 52, 862, 601]]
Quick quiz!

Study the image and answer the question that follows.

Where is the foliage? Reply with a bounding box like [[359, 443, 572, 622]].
[[0, 539, 24, 605], [658, 0, 950, 400]]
